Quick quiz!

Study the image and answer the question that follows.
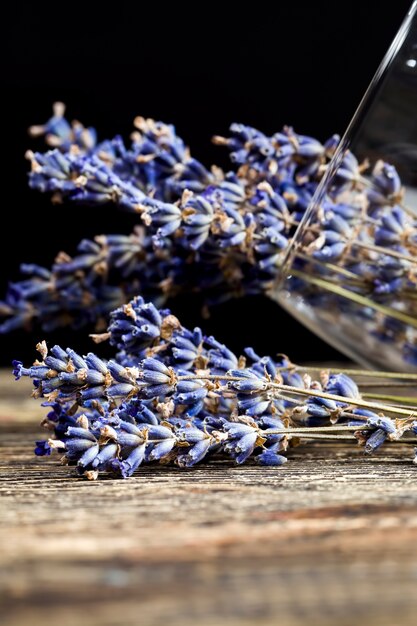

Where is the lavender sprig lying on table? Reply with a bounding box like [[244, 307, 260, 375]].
[[1, 104, 416, 370], [14, 295, 417, 479]]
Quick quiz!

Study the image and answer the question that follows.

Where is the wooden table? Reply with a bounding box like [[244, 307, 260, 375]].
[[1, 371, 416, 626]]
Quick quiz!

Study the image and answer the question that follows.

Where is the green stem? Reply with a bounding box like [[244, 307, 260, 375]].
[[270, 425, 369, 433], [265, 426, 417, 442], [286, 433, 357, 440], [296, 252, 363, 280], [291, 365, 417, 381], [270, 383, 416, 417], [177, 374, 415, 417], [356, 382, 417, 388], [361, 393, 417, 406], [351, 240, 417, 265], [290, 268, 417, 329]]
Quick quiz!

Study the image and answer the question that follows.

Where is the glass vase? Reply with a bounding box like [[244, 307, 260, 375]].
[[276, 2, 417, 371]]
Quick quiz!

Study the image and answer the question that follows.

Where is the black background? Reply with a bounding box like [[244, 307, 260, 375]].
[[1, 1, 413, 365]]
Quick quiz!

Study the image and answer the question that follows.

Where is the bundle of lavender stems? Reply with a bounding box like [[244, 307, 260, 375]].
[[1, 103, 415, 367], [13, 295, 417, 478], [3, 104, 417, 477]]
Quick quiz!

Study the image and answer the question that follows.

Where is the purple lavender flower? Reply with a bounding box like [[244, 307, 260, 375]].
[[34, 440, 52, 456], [29, 102, 96, 150], [256, 446, 288, 466], [364, 429, 388, 454]]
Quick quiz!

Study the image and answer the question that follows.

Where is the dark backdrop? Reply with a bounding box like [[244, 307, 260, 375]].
[[1, 1, 412, 365]]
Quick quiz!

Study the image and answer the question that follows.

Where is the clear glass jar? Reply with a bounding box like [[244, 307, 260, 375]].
[[277, 2, 417, 371]]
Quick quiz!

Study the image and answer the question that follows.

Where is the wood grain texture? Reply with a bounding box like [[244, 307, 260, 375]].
[[0, 371, 416, 626]]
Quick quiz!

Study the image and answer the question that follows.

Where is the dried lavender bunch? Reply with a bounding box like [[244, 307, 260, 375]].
[[14, 295, 417, 479], [2, 104, 416, 370], [0, 106, 338, 333]]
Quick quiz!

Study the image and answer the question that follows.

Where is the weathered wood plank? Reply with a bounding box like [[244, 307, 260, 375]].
[[0, 371, 416, 626]]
